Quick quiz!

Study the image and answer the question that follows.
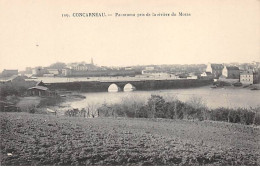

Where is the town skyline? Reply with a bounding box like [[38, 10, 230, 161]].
[[0, 60, 260, 72]]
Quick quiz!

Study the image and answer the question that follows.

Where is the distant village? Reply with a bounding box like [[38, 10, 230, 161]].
[[0, 58, 260, 85]]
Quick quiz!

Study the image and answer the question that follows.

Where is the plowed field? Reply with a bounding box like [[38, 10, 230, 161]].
[[1, 112, 259, 165]]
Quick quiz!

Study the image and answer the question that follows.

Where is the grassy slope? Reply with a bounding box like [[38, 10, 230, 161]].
[[0, 112, 259, 166]]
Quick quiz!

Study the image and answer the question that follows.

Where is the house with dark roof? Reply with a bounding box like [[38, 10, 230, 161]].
[[27, 86, 50, 96], [27, 81, 55, 96], [36, 81, 46, 87], [206, 63, 224, 79], [200, 72, 213, 80], [222, 66, 240, 79], [201, 72, 212, 76]]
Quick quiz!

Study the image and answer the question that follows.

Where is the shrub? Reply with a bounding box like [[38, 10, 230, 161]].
[[147, 95, 166, 118], [237, 108, 254, 125], [98, 104, 113, 117], [121, 96, 145, 118], [210, 108, 230, 122], [163, 102, 176, 119], [136, 105, 149, 118], [254, 112, 260, 125], [228, 109, 241, 123], [96, 95, 260, 126], [0, 81, 36, 98]]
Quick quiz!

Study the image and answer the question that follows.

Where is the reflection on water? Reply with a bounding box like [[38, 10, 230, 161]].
[[108, 83, 121, 92], [123, 83, 136, 92], [65, 86, 260, 110]]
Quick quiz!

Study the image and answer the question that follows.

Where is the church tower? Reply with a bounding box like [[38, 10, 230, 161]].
[[91, 57, 94, 65]]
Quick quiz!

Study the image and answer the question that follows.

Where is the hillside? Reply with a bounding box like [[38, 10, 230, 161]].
[[1, 112, 259, 165]]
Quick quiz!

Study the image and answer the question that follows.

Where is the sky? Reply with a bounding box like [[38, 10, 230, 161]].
[[0, 0, 259, 71]]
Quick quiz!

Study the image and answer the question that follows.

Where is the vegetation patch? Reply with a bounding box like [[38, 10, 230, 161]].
[[98, 95, 260, 126]]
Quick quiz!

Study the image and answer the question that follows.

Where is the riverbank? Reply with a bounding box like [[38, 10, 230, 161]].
[[13, 92, 86, 115], [1, 112, 259, 165], [211, 82, 260, 90]]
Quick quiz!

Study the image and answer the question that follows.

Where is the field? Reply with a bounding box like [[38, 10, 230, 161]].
[[1, 112, 259, 166]]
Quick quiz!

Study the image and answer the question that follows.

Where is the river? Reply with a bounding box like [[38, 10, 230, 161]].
[[61, 85, 260, 110]]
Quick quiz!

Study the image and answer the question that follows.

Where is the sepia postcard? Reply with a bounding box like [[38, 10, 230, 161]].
[[0, 0, 259, 166]]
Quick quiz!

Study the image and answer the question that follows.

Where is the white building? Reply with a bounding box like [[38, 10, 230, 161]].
[[70, 64, 88, 71], [201, 72, 212, 77], [61, 68, 72, 76], [145, 66, 155, 71], [125, 67, 133, 70], [206, 63, 224, 78], [187, 75, 198, 79], [47, 69, 59, 75], [240, 70, 258, 85]]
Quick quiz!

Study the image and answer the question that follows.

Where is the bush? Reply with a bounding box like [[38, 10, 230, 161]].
[[136, 105, 150, 118], [0, 82, 36, 98], [96, 95, 260, 126], [210, 108, 230, 122], [254, 112, 260, 125], [147, 95, 166, 118], [163, 102, 176, 119], [98, 104, 113, 117], [249, 107, 260, 125], [209, 107, 257, 125]]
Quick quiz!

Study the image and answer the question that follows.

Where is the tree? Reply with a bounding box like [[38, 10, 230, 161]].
[[49, 62, 67, 69], [147, 95, 166, 118]]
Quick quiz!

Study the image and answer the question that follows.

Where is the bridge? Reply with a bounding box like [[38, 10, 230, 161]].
[[46, 79, 213, 92]]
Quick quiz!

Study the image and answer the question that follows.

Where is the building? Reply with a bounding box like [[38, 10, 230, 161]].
[[32, 67, 48, 76], [145, 66, 155, 71], [36, 81, 47, 87], [91, 57, 94, 65], [1, 69, 18, 77], [43, 74, 55, 77], [201, 72, 212, 77], [187, 76, 197, 79], [61, 68, 72, 76], [47, 69, 59, 75], [70, 63, 99, 71], [240, 71, 258, 85], [32, 67, 41, 75], [222, 66, 240, 79], [70, 64, 88, 71], [27, 86, 50, 96], [125, 67, 133, 70], [25, 67, 32, 74], [200, 72, 213, 80], [206, 63, 224, 79], [27, 80, 56, 96]]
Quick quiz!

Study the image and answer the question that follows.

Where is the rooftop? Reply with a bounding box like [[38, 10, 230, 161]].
[[226, 66, 239, 70], [28, 86, 49, 91]]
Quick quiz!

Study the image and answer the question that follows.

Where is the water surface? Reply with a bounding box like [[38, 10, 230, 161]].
[[64, 86, 260, 109]]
